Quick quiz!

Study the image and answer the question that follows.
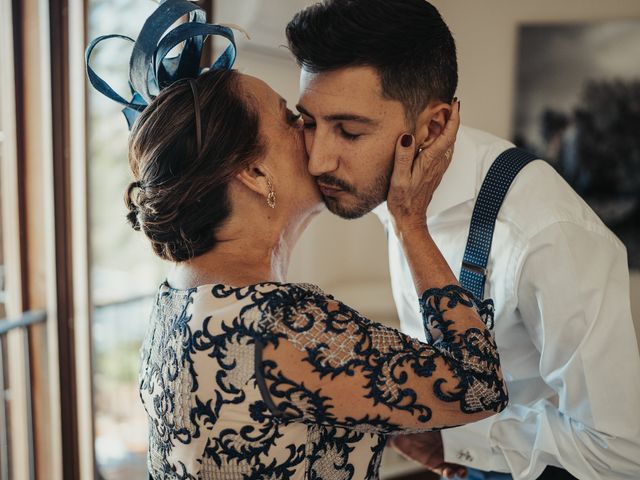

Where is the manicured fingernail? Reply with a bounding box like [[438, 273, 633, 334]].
[[401, 134, 413, 147]]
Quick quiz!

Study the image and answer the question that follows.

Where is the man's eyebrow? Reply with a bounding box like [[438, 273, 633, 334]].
[[296, 104, 379, 126]]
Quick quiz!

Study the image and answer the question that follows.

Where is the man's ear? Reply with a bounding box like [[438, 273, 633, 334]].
[[415, 101, 453, 150], [234, 162, 271, 199]]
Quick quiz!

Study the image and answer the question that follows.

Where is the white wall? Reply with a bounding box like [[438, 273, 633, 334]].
[[431, 0, 640, 330], [224, 1, 640, 328], [432, 0, 640, 140]]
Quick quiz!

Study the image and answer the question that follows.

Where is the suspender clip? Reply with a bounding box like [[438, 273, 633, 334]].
[[461, 261, 487, 277]]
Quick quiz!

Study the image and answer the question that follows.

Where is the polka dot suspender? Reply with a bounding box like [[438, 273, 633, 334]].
[[459, 148, 538, 300]]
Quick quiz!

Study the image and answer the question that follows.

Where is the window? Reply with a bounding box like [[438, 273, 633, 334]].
[[87, 1, 180, 477], [1, 2, 47, 478], [87, 0, 160, 473], [2, 0, 93, 478]]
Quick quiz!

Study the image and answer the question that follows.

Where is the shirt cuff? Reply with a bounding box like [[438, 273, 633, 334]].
[[442, 417, 509, 473]]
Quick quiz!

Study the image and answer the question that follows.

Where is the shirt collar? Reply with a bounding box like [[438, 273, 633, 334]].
[[373, 125, 478, 223]]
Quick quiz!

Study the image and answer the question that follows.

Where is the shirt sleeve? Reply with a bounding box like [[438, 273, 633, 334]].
[[255, 284, 508, 435], [441, 221, 640, 479]]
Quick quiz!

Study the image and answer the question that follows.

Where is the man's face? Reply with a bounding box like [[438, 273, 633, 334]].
[[297, 66, 410, 219]]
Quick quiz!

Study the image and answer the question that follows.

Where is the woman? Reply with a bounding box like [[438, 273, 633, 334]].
[[126, 67, 507, 479]]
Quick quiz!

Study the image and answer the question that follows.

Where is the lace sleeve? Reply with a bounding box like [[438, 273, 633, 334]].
[[255, 284, 508, 435]]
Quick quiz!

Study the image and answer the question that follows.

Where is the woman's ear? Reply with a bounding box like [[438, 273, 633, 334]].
[[234, 163, 271, 199], [415, 101, 453, 150]]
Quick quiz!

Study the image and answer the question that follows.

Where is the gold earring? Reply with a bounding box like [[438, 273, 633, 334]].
[[266, 178, 276, 209]]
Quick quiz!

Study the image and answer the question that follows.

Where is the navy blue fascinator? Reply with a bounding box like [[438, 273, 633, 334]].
[[85, 0, 238, 130]]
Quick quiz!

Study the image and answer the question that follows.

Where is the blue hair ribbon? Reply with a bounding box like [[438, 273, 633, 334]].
[[85, 0, 237, 129]]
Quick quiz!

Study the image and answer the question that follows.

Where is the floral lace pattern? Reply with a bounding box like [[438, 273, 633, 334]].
[[140, 281, 507, 479]]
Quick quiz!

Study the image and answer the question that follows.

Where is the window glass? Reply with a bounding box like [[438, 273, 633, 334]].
[[87, 1, 163, 477]]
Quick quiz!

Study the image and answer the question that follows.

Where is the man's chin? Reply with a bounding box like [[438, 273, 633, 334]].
[[323, 195, 373, 220]]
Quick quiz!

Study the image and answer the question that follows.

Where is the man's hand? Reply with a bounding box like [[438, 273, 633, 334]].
[[388, 431, 467, 479]]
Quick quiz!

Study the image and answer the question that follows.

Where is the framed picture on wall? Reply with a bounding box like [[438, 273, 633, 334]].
[[513, 21, 640, 268]]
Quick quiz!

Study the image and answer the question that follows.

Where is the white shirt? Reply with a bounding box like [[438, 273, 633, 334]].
[[374, 126, 640, 480]]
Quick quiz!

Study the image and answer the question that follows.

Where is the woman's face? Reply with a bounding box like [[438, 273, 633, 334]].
[[239, 74, 323, 213]]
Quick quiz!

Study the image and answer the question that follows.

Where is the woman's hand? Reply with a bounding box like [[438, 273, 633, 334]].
[[387, 100, 460, 235]]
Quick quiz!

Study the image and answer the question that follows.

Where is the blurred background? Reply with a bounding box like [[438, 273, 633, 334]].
[[1, 1, 639, 479]]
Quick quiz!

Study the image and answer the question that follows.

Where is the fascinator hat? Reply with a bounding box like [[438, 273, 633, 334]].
[[85, 0, 239, 132]]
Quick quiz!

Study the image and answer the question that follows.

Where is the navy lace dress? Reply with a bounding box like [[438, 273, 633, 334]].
[[140, 281, 507, 479]]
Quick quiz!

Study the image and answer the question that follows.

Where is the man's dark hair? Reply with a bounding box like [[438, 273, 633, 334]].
[[286, 0, 457, 120]]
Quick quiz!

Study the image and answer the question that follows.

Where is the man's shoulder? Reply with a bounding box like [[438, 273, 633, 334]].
[[500, 156, 619, 245], [458, 127, 611, 240], [459, 125, 513, 151]]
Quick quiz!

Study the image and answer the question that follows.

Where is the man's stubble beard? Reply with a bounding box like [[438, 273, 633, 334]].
[[323, 169, 392, 220]]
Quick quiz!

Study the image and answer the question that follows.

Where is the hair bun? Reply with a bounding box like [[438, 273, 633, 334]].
[[125, 181, 142, 231], [126, 209, 142, 231]]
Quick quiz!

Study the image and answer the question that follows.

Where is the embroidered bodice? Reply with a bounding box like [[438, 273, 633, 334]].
[[139, 281, 507, 479]]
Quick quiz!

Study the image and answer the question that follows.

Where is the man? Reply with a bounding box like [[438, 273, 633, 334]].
[[286, 1, 640, 479]]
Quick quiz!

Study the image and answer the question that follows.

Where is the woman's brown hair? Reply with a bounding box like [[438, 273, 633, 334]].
[[125, 68, 264, 262]]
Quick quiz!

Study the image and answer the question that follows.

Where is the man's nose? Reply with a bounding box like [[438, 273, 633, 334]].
[[305, 130, 339, 177]]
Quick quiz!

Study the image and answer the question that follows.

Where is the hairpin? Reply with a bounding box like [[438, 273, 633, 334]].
[[85, 0, 238, 130]]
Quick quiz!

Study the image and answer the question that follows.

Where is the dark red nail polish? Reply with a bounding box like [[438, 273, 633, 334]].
[[401, 134, 413, 147]]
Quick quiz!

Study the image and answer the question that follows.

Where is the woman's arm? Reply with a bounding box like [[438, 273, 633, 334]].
[[387, 102, 492, 339], [257, 284, 506, 434], [387, 100, 462, 292]]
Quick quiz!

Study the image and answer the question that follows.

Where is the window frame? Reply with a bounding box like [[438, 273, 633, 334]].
[[3, 1, 218, 478], [1, 0, 35, 478], [1, 0, 94, 478]]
